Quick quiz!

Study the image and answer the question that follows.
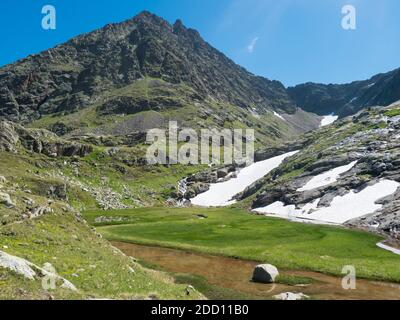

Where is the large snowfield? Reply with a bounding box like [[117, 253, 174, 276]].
[[190, 151, 298, 207]]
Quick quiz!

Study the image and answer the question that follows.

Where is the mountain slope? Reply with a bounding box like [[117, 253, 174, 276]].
[[233, 101, 400, 237], [288, 68, 400, 117], [0, 123, 206, 299], [0, 11, 318, 143]]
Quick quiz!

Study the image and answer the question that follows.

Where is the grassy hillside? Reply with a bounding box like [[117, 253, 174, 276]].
[[28, 77, 304, 148], [0, 143, 205, 299], [0, 210, 203, 299]]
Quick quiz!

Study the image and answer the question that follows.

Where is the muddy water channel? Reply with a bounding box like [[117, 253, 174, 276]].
[[113, 241, 400, 300]]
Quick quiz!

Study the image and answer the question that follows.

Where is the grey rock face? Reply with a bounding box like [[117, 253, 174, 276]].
[[0, 120, 92, 157], [252, 264, 279, 283], [0, 121, 20, 152]]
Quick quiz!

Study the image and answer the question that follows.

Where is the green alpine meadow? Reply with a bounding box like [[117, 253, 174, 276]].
[[1, 4, 400, 302]]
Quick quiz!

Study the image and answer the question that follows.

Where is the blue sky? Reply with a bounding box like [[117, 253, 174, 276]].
[[0, 0, 399, 86]]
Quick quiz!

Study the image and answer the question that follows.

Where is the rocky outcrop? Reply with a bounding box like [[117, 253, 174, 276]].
[[180, 164, 238, 200], [23, 206, 53, 220], [0, 120, 92, 157], [0, 251, 77, 291], [252, 264, 279, 283], [0, 121, 20, 152]]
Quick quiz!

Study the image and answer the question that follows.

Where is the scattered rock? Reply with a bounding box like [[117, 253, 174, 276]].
[[22, 197, 35, 206], [273, 292, 309, 300], [94, 216, 128, 224], [48, 184, 67, 201], [23, 206, 52, 219], [217, 169, 228, 179]]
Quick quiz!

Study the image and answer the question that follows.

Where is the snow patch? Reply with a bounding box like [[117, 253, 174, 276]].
[[273, 111, 285, 121], [191, 151, 299, 207], [254, 179, 400, 224], [365, 82, 376, 89], [377, 242, 400, 255], [253, 198, 320, 219], [320, 115, 338, 127], [297, 161, 358, 192]]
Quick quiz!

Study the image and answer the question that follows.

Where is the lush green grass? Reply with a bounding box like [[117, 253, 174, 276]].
[[83, 207, 400, 282], [384, 108, 400, 117]]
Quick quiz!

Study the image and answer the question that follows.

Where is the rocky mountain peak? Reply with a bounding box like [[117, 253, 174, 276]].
[[0, 11, 297, 125]]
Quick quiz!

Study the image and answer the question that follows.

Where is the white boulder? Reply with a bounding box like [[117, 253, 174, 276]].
[[0, 192, 14, 208], [252, 264, 279, 283]]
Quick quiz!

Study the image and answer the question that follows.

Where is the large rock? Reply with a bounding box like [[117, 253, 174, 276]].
[[0, 192, 14, 208], [252, 264, 279, 283], [0, 251, 77, 291], [0, 121, 19, 152]]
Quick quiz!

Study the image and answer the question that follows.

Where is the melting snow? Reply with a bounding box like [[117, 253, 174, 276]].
[[297, 161, 358, 192], [191, 151, 299, 207], [254, 179, 400, 224], [254, 198, 321, 218], [320, 115, 338, 127]]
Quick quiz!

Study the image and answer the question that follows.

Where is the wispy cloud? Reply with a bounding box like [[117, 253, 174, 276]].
[[247, 37, 259, 53]]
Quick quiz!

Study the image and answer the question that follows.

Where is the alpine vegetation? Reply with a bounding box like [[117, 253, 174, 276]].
[[1, 6, 400, 302]]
